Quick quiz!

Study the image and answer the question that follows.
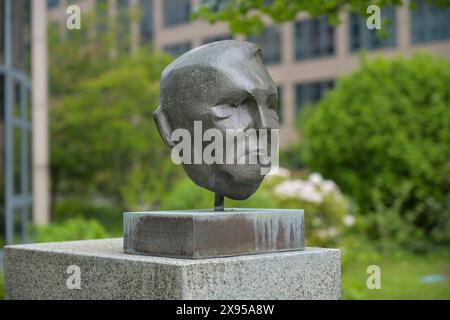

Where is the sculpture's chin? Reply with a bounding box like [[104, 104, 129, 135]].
[[182, 163, 265, 201]]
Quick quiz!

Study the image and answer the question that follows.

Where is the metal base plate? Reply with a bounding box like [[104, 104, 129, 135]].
[[124, 208, 305, 259]]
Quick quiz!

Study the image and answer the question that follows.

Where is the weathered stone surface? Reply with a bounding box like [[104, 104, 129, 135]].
[[124, 209, 305, 259], [5, 238, 341, 300]]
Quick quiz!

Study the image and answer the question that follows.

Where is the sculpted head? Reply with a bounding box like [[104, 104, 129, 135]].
[[153, 40, 279, 200]]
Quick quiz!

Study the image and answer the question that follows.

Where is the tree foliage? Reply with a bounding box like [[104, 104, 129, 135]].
[[193, 0, 450, 35], [49, 19, 180, 212], [300, 54, 450, 245]]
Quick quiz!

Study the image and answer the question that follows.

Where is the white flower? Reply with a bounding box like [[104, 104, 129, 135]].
[[343, 215, 356, 227], [315, 227, 339, 239], [297, 183, 323, 203], [267, 166, 291, 178], [309, 173, 324, 185], [274, 179, 323, 204], [326, 226, 339, 237], [321, 180, 338, 194]]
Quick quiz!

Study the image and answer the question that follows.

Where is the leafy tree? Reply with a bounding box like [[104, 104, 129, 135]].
[[49, 16, 180, 212], [193, 0, 450, 35], [300, 54, 450, 246]]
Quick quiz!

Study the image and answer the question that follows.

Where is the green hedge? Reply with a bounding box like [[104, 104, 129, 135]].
[[300, 54, 450, 247], [35, 217, 109, 243]]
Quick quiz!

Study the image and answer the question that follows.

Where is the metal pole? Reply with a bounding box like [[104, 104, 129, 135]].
[[32, 0, 50, 225], [4, 0, 13, 244], [214, 193, 224, 212]]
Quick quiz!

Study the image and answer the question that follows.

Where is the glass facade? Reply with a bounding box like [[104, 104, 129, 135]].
[[247, 25, 281, 65], [411, 0, 450, 43], [164, 41, 191, 57], [294, 16, 335, 60], [117, 0, 130, 52], [139, 0, 153, 44], [201, 0, 229, 12], [349, 6, 396, 52], [47, 0, 59, 9], [163, 0, 191, 27], [203, 34, 232, 45], [1, 0, 33, 245], [295, 80, 334, 113]]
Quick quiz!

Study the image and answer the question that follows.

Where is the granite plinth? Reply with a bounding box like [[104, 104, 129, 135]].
[[4, 238, 341, 300]]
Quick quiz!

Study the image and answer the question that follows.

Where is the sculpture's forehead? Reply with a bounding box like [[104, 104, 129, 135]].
[[216, 56, 276, 95], [162, 40, 276, 94]]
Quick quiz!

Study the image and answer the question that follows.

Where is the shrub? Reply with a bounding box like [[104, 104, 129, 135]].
[[53, 199, 123, 236], [0, 272, 3, 300], [162, 169, 352, 247], [49, 17, 180, 212], [300, 54, 450, 246], [35, 217, 109, 243], [270, 172, 353, 247], [161, 178, 278, 210]]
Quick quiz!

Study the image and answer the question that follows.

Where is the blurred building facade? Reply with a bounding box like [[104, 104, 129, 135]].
[[1, 0, 49, 245], [1, 0, 33, 245], [47, 0, 450, 148]]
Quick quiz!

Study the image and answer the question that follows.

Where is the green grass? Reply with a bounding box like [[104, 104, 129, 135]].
[[342, 249, 450, 299], [0, 271, 4, 300]]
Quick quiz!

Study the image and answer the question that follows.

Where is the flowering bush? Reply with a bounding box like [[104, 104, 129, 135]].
[[160, 166, 353, 247], [267, 169, 353, 246]]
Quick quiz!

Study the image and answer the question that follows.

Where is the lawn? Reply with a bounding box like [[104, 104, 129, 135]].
[[342, 249, 450, 300], [0, 271, 3, 300]]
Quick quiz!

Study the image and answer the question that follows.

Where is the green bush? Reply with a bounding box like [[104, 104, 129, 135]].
[[269, 172, 353, 247], [161, 178, 278, 210], [161, 170, 353, 247], [0, 271, 3, 300], [300, 54, 450, 247], [35, 217, 109, 243], [53, 199, 123, 236]]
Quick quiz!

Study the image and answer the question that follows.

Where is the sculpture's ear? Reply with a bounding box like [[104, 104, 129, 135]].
[[153, 106, 175, 147]]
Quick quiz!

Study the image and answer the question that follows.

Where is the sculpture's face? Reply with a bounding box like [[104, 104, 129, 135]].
[[154, 40, 279, 200]]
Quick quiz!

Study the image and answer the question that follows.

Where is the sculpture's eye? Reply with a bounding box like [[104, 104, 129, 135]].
[[211, 104, 235, 120]]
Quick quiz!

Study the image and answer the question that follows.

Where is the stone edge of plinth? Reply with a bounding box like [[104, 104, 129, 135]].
[[4, 238, 338, 265]]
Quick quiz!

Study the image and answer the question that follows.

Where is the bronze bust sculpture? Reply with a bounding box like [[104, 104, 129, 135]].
[[153, 40, 279, 207], [125, 41, 304, 259]]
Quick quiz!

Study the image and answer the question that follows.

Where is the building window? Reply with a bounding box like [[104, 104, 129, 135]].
[[1, 0, 33, 245], [95, 0, 108, 35], [295, 80, 334, 113], [349, 6, 396, 52], [163, 0, 191, 27], [164, 42, 191, 57], [247, 25, 281, 65], [203, 34, 232, 45], [276, 86, 283, 123], [294, 16, 335, 60], [201, 0, 229, 12], [47, 0, 59, 9], [117, 0, 130, 52], [139, 0, 153, 44], [411, 0, 450, 43]]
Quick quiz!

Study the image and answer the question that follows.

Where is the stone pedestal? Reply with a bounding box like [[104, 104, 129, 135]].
[[4, 238, 341, 300]]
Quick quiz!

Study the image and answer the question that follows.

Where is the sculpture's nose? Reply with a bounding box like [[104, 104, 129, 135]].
[[256, 104, 279, 130]]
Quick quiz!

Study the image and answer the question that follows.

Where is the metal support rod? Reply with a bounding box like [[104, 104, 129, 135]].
[[214, 193, 224, 211]]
